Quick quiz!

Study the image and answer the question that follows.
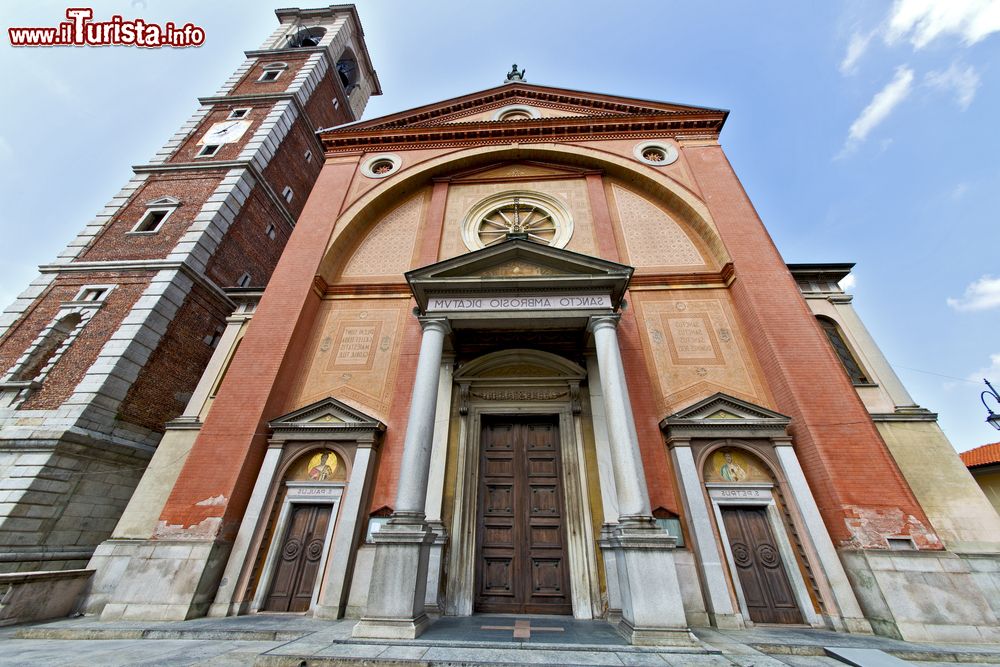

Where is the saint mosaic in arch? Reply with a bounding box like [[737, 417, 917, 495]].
[[703, 448, 771, 484], [286, 449, 347, 483]]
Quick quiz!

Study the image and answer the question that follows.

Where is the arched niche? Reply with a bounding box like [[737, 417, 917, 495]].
[[701, 444, 776, 485], [317, 144, 732, 285]]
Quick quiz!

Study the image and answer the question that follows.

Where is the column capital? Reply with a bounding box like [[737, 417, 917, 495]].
[[587, 313, 621, 333], [665, 437, 692, 449], [417, 316, 451, 335]]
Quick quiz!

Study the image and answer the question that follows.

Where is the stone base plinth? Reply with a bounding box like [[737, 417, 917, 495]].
[[352, 517, 434, 640], [616, 618, 699, 647], [607, 519, 697, 646], [840, 548, 1000, 643], [93, 538, 231, 622], [352, 613, 431, 639]]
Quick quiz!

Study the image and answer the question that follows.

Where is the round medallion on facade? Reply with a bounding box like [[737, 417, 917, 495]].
[[633, 141, 679, 166], [461, 191, 574, 251], [492, 104, 541, 121], [361, 153, 401, 178]]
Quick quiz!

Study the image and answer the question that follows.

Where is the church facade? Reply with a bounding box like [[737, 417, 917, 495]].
[[3, 6, 1000, 646]]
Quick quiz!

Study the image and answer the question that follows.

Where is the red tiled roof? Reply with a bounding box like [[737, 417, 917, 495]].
[[961, 442, 1000, 468]]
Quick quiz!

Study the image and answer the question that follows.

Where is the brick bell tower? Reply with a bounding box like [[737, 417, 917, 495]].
[[0, 6, 379, 574]]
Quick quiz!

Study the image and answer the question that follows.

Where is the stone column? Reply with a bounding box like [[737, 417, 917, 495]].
[[588, 315, 652, 522], [353, 317, 449, 639], [423, 354, 453, 612], [588, 315, 695, 646]]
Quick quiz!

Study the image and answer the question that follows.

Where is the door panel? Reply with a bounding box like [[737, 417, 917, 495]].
[[264, 503, 332, 613], [475, 416, 571, 614], [721, 506, 803, 624]]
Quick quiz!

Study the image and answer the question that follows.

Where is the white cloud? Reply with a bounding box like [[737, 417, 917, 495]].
[[947, 275, 1000, 311], [886, 0, 1000, 49], [839, 67, 914, 156], [0, 136, 12, 162], [926, 62, 981, 109], [839, 274, 857, 291], [967, 353, 1000, 384], [841, 30, 875, 74], [951, 182, 971, 199]]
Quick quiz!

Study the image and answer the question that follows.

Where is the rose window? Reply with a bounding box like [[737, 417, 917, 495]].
[[461, 191, 574, 251]]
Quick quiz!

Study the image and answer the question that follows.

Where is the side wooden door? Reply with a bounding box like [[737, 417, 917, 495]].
[[264, 504, 332, 612], [475, 416, 571, 614], [721, 506, 802, 624]]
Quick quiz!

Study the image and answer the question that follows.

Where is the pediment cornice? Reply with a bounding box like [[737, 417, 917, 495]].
[[319, 83, 727, 153]]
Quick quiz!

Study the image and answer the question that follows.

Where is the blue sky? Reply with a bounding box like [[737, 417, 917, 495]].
[[1, 1, 999, 452]]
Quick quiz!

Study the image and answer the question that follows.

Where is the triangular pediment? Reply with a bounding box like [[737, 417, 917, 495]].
[[320, 83, 728, 151], [660, 393, 790, 438], [146, 196, 181, 207], [269, 396, 385, 436], [405, 239, 633, 313]]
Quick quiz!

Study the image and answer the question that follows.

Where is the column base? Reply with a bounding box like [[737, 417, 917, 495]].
[[616, 617, 699, 647], [609, 519, 694, 646], [352, 613, 431, 640], [424, 521, 448, 614], [352, 516, 434, 640]]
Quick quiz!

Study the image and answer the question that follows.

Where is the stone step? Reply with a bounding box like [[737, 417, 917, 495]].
[[14, 626, 310, 641], [824, 647, 914, 666]]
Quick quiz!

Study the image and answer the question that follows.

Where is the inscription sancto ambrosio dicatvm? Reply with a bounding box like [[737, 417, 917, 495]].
[[426, 294, 611, 312]]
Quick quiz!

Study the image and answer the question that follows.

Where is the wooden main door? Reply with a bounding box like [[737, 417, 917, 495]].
[[721, 506, 803, 624], [264, 503, 332, 612], [475, 416, 572, 614]]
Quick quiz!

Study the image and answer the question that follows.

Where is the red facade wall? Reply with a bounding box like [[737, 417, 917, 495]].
[[681, 144, 938, 549], [158, 159, 361, 537]]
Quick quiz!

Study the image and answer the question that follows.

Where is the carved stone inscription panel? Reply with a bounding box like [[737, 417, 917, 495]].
[[288, 299, 407, 418], [636, 292, 771, 410]]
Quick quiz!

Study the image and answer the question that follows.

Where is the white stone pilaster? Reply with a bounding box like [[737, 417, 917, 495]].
[[669, 441, 744, 629], [774, 443, 871, 633], [209, 443, 284, 617], [316, 440, 377, 618]]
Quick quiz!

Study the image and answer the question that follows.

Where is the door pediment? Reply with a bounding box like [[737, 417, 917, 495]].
[[269, 396, 386, 441], [660, 393, 791, 440], [405, 239, 633, 313]]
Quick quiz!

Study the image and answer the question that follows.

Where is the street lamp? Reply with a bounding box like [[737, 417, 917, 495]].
[[983, 379, 1000, 431]]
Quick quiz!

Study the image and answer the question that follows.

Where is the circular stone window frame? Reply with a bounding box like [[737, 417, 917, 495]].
[[491, 104, 542, 121], [633, 141, 679, 166], [361, 153, 402, 179], [461, 190, 574, 252]]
